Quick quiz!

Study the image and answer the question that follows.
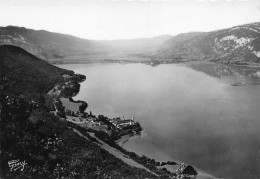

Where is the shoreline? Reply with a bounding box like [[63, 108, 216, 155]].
[[54, 58, 260, 69], [53, 64, 218, 179], [116, 130, 218, 179]]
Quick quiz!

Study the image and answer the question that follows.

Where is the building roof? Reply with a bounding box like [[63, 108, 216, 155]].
[[116, 120, 134, 125]]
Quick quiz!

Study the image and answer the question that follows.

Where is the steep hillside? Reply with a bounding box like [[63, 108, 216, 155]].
[[157, 22, 260, 64], [0, 26, 106, 62], [0, 45, 73, 95], [0, 45, 161, 178]]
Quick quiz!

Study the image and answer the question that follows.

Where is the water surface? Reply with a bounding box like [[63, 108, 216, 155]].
[[58, 62, 260, 179]]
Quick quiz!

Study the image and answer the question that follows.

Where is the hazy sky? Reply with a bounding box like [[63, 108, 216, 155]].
[[0, 0, 260, 40]]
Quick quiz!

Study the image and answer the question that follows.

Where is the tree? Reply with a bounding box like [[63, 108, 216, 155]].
[[79, 102, 88, 114]]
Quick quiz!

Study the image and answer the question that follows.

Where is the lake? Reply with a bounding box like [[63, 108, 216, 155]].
[[58, 62, 260, 179]]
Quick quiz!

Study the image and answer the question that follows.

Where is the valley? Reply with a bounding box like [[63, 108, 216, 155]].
[[1, 21, 260, 179], [1, 22, 260, 66]]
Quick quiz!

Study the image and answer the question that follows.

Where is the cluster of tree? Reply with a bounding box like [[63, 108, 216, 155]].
[[60, 84, 79, 97], [1, 93, 159, 178], [59, 74, 86, 98], [73, 73, 86, 83], [160, 161, 177, 166], [97, 115, 114, 128], [78, 102, 88, 114], [65, 109, 78, 117]]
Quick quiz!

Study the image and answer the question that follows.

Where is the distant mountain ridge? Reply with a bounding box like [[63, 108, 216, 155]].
[[0, 26, 172, 63], [0, 26, 106, 61], [156, 22, 260, 64], [1, 22, 260, 64]]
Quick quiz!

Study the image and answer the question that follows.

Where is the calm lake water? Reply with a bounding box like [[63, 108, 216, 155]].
[[58, 62, 260, 179]]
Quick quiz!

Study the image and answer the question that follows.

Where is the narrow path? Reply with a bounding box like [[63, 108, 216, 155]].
[[72, 128, 159, 177]]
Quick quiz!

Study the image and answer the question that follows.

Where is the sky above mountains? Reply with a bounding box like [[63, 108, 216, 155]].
[[1, 0, 260, 40]]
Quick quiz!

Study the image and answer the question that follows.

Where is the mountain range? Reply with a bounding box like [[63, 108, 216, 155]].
[[156, 22, 260, 64], [0, 26, 106, 62], [1, 22, 260, 65]]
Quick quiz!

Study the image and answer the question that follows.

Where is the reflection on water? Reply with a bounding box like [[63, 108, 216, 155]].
[[186, 62, 260, 86], [58, 62, 260, 179]]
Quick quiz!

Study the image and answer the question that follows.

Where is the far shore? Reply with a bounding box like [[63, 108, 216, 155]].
[[54, 57, 260, 69]]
